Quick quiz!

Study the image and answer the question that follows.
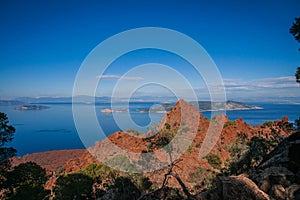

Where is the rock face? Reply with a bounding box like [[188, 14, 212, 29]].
[[201, 131, 300, 200], [198, 175, 270, 200], [250, 132, 300, 200]]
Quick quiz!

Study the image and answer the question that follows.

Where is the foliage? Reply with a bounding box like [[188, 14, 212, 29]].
[[296, 67, 300, 83], [53, 173, 93, 200], [295, 117, 300, 130], [290, 17, 300, 82], [261, 121, 273, 128], [82, 163, 118, 190], [165, 123, 171, 130], [229, 139, 248, 162], [0, 112, 16, 188], [7, 162, 49, 200], [110, 176, 141, 200], [229, 136, 271, 175], [189, 167, 216, 190], [128, 174, 152, 192], [223, 120, 236, 128], [278, 120, 294, 132], [204, 153, 222, 170], [290, 17, 300, 43], [155, 129, 177, 148], [104, 155, 135, 172]]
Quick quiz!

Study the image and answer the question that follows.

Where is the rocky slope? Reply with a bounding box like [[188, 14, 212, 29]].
[[11, 99, 297, 199], [11, 149, 85, 173]]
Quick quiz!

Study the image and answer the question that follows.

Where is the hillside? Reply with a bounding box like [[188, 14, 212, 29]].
[[62, 100, 292, 188], [10, 99, 298, 199]]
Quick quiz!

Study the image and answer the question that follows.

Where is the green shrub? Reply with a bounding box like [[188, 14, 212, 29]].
[[104, 155, 134, 172], [54, 173, 93, 200], [189, 167, 216, 190], [261, 121, 273, 128], [165, 123, 171, 130], [223, 120, 236, 128], [205, 153, 222, 170]]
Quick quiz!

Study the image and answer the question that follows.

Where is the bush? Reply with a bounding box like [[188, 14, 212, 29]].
[[110, 177, 141, 200], [82, 163, 117, 184], [7, 162, 50, 200], [189, 167, 216, 190], [295, 117, 300, 129], [165, 123, 171, 130], [53, 173, 93, 200], [261, 121, 273, 128], [223, 120, 236, 128], [229, 136, 271, 175], [104, 155, 134, 172], [205, 153, 222, 170]]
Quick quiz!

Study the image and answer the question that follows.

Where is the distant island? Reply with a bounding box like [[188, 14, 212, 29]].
[[139, 103, 173, 113], [100, 108, 128, 113], [139, 101, 262, 113], [14, 105, 50, 110], [190, 100, 262, 112]]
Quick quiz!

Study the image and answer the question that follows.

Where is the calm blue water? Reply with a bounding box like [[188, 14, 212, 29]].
[[1, 102, 299, 156]]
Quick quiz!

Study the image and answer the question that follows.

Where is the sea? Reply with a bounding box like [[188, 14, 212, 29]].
[[1, 102, 299, 156]]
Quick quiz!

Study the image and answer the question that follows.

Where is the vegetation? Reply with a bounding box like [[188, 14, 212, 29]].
[[164, 123, 171, 130], [204, 153, 222, 170], [54, 173, 94, 200], [0, 112, 16, 187], [226, 134, 284, 175], [295, 117, 300, 130], [104, 155, 135, 172], [223, 120, 236, 128], [110, 176, 141, 200], [7, 162, 49, 200], [290, 17, 300, 82], [189, 167, 216, 191], [261, 121, 273, 128]]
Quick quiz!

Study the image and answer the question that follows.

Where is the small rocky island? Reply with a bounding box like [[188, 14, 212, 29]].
[[14, 105, 50, 110], [100, 108, 128, 113]]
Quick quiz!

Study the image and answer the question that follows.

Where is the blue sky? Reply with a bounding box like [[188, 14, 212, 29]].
[[0, 0, 300, 101]]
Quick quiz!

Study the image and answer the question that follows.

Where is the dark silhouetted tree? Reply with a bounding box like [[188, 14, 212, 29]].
[[296, 67, 300, 83], [7, 162, 49, 200], [290, 17, 300, 83], [111, 176, 141, 200], [0, 112, 16, 187], [290, 17, 300, 43], [53, 173, 93, 200]]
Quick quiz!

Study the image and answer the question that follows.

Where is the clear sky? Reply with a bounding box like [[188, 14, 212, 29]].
[[0, 0, 300, 101]]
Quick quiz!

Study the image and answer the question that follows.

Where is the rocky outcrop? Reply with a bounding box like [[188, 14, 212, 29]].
[[250, 132, 300, 200], [201, 131, 300, 200], [198, 175, 270, 200]]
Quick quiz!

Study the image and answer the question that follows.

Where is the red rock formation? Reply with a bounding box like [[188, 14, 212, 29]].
[[11, 100, 295, 193], [62, 100, 294, 190]]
